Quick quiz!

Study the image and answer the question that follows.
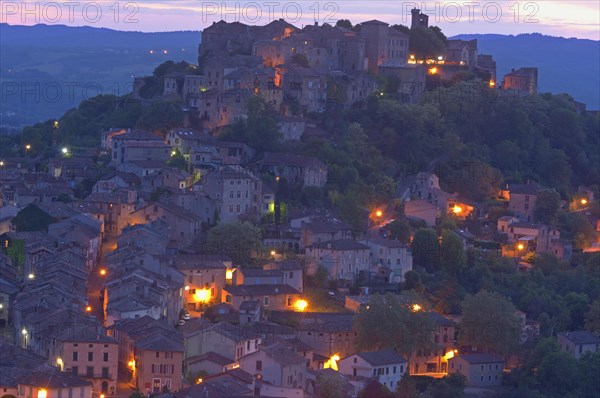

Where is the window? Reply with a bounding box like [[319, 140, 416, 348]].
[[263, 297, 269, 306], [393, 366, 396, 373], [256, 360, 262, 371], [88, 352, 93, 362], [72, 366, 78, 376], [102, 367, 109, 378], [72, 352, 78, 361], [103, 352, 109, 362], [156, 352, 160, 358], [87, 366, 94, 377], [354, 358, 357, 363], [386, 367, 389, 374]]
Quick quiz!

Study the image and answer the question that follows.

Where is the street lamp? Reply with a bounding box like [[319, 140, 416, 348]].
[[581, 198, 588, 205], [28, 273, 35, 280], [62, 147, 69, 155], [375, 210, 383, 218]]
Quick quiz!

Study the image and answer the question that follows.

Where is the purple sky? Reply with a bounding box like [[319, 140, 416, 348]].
[[1, 1, 599, 39]]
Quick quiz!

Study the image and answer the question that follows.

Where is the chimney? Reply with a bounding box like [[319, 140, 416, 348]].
[[314, 21, 318, 26]]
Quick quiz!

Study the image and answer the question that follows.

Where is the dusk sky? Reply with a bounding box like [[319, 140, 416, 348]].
[[1, 0, 599, 39]]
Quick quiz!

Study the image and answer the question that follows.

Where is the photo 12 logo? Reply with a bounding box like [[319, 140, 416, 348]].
[[399, 1, 540, 24], [1, 2, 140, 24], [200, 1, 340, 25]]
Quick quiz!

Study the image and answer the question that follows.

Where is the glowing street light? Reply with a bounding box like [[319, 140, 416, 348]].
[[375, 210, 383, 218], [25, 144, 31, 151], [411, 304, 422, 312], [517, 243, 524, 251], [22, 328, 28, 335], [38, 389, 47, 398], [28, 273, 35, 280], [452, 205, 462, 214], [581, 198, 588, 205], [99, 269, 107, 276], [489, 80, 496, 88], [62, 147, 68, 154], [193, 288, 211, 303], [85, 306, 92, 313], [270, 250, 276, 257], [428, 67, 438, 75], [53, 120, 59, 129], [294, 299, 308, 312], [324, 354, 340, 371]]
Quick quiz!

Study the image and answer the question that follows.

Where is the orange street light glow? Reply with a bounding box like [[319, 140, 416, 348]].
[[99, 269, 106, 276], [443, 350, 456, 360], [38, 389, 47, 398], [294, 299, 308, 312], [375, 210, 383, 218], [429, 67, 438, 75], [324, 354, 340, 371], [194, 288, 211, 303], [581, 198, 588, 205], [517, 243, 524, 251], [412, 304, 422, 312], [452, 205, 462, 214], [85, 306, 92, 312], [489, 80, 496, 88], [270, 250, 276, 256]]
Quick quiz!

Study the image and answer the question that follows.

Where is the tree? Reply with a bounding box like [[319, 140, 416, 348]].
[[316, 372, 345, 398], [395, 376, 418, 398], [135, 101, 184, 135], [335, 19, 353, 30], [387, 218, 411, 243], [354, 292, 435, 357], [534, 189, 561, 225], [411, 228, 440, 270], [440, 229, 466, 275], [585, 299, 600, 336], [358, 379, 394, 398], [206, 222, 262, 265], [129, 391, 145, 398], [391, 24, 410, 34], [11, 204, 56, 232], [459, 290, 521, 355], [409, 26, 446, 60]]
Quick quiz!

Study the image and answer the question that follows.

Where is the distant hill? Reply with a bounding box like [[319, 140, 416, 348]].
[[0, 23, 201, 128], [451, 33, 600, 110]]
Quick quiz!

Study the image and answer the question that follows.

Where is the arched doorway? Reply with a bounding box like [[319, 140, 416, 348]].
[[101, 381, 108, 393]]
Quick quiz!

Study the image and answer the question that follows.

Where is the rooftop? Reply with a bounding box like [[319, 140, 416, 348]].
[[558, 331, 600, 345], [352, 349, 407, 366]]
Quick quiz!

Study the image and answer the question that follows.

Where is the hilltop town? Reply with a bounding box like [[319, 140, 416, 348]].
[[0, 10, 599, 398]]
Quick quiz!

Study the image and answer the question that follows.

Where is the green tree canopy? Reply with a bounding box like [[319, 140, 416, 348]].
[[206, 222, 262, 266], [534, 189, 561, 224], [354, 292, 435, 357], [459, 290, 521, 355], [411, 228, 440, 271]]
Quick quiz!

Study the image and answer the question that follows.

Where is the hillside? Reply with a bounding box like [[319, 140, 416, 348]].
[[451, 33, 600, 110], [0, 23, 200, 128]]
